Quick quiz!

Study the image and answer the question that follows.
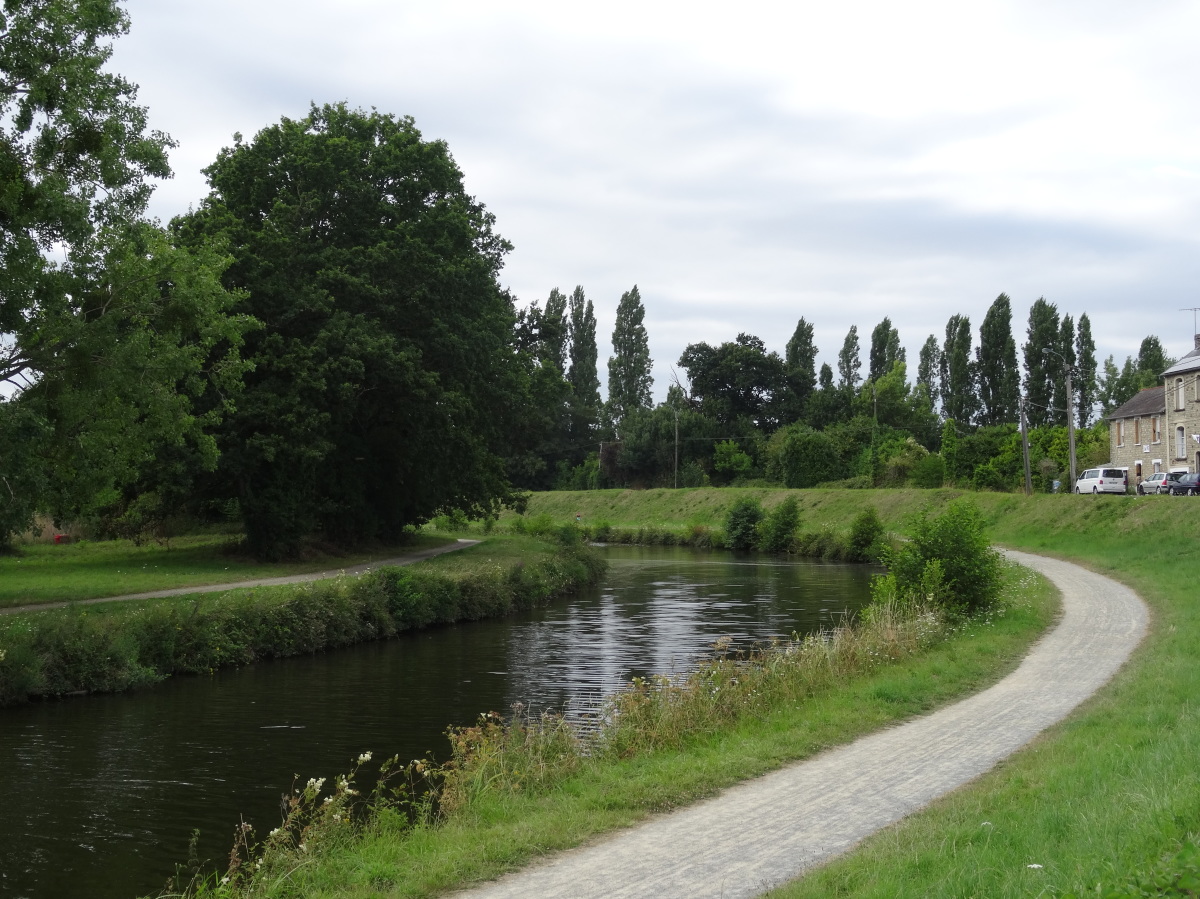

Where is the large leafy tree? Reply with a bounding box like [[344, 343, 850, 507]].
[[837, 325, 862, 390], [566, 285, 601, 449], [678, 332, 786, 430], [940, 314, 976, 426], [607, 284, 653, 429], [1075, 313, 1097, 427], [1, 1, 246, 542], [178, 104, 520, 557], [916, 334, 940, 414], [781, 316, 817, 423], [868, 316, 903, 382], [1022, 298, 1060, 428], [1049, 314, 1077, 427], [976, 294, 1019, 426]]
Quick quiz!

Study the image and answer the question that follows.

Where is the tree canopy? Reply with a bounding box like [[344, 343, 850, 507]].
[[177, 104, 520, 557]]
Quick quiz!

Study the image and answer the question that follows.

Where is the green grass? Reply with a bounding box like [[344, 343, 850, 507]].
[[0, 533, 456, 609], [168, 512, 1059, 897]]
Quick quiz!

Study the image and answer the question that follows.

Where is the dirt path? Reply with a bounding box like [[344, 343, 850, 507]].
[[454, 549, 1148, 899], [0, 539, 480, 616]]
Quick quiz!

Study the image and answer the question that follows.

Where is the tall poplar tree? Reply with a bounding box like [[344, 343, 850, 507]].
[[607, 284, 653, 428], [868, 317, 904, 382], [1022, 298, 1060, 428], [916, 334, 940, 413], [567, 285, 601, 446], [782, 316, 818, 422], [837, 325, 862, 390], [976, 293, 1020, 426], [940, 315, 976, 426], [1049, 314, 1077, 427], [541, 288, 568, 373], [1075, 314, 1097, 428]]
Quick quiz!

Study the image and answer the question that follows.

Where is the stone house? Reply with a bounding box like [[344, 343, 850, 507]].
[[1162, 337, 1200, 473], [1106, 387, 1168, 484]]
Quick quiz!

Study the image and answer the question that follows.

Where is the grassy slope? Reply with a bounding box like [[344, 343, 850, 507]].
[[528, 488, 1200, 897], [0, 533, 455, 608]]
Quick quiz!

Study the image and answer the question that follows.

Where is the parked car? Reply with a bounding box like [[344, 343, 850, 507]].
[[1138, 472, 1183, 495], [1169, 473, 1200, 496], [1075, 467, 1128, 494]]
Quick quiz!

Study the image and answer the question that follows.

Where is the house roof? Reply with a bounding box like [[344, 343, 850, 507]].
[[1162, 344, 1200, 377], [1106, 386, 1165, 421]]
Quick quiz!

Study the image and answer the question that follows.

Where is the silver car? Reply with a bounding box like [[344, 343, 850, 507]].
[[1137, 472, 1182, 495]]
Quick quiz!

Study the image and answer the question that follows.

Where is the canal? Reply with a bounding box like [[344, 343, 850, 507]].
[[0, 545, 877, 899]]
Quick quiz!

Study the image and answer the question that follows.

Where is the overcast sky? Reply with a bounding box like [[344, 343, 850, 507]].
[[113, 0, 1200, 399]]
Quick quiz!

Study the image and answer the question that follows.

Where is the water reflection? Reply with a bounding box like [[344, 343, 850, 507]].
[[0, 546, 874, 899]]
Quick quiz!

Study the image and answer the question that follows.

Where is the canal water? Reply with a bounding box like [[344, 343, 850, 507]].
[[0, 546, 877, 899]]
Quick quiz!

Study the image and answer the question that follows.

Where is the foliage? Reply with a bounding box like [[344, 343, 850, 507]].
[[846, 506, 886, 562], [678, 333, 786, 430], [607, 285, 653, 428], [567, 286, 602, 449], [884, 499, 1001, 613], [782, 317, 818, 423], [765, 423, 840, 488], [758, 496, 800, 553], [723, 496, 764, 551], [837, 325, 862, 389], [713, 439, 753, 482], [1076, 312, 1098, 427], [941, 314, 976, 426], [910, 452, 946, 488], [1023, 297, 1060, 427], [868, 316, 904, 382], [177, 104, 520, 558], [976, 293, 1020, 427]]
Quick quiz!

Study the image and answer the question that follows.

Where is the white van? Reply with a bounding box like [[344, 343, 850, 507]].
[[1075, 467, 1128, 495]]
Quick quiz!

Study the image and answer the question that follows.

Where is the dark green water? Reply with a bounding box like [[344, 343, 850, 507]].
[[0, 546, 876, 899]]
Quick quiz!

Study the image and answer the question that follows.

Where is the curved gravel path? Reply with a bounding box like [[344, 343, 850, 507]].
[[0, 539, 479, 616], [455, 549, 1148, 899]]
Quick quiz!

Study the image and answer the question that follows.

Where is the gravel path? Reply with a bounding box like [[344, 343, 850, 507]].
[[455, 549, 1148, 899], [0, 539, 479, 616]]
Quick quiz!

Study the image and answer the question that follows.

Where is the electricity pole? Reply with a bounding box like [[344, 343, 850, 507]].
[[1020, 395, 1033, 495]]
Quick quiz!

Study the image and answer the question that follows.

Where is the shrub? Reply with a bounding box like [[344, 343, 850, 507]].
[[846, 506, 885, 562], [884, 499, 1000, 613], [909, 453, 945, 488], [724, 497, 764, 551], [757, 497, 800, 553]]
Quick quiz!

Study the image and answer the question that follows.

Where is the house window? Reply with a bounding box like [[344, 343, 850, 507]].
[[1134, 419, 1141, 445], [1177, 426, 1186, 460], [1116, 420, 1124, 446], [1153, 416, 1161, 443], [1177, 378, 1185, 411]]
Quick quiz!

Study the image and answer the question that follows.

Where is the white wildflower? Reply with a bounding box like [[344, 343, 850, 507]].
[[357, 751, 372, 764], [306, 776, 325, 793], [1027, 863, 1043, 869]]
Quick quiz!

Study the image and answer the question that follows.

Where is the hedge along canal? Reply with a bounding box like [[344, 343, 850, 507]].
[[0, 544, 880, 899]]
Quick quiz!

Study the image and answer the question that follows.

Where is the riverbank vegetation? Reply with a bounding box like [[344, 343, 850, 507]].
[[0, 536, 603, 707], [152, 496, 1052, 898]]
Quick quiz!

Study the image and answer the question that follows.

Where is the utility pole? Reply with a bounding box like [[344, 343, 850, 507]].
[[1065, 366, 1077, 486], [1020, 395, 1033, 496]]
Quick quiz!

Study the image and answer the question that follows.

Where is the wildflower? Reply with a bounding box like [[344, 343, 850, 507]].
[[306, 777, 325, 793], [1027, 863, 1043, 869], [221, 876, 230, 885], [298, 843, 307, 853], [357, 751, 372, 764]]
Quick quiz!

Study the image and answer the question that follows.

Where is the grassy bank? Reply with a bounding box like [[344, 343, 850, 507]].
[[530, 488, 1200, 897], [0, 536, 604, 706], [0, 533, 460, 608]]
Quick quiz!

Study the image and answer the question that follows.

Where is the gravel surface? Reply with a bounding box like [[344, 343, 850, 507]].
[[455, 549, 1148, 899]]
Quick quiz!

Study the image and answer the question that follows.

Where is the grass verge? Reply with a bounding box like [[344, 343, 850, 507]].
[[159, 554, 1055, 898], [0, 533, 459, 608]]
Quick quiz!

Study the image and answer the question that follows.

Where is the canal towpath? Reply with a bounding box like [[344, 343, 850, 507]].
[[454, 549, 1148, 899], [0, 539, 480, 616]]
